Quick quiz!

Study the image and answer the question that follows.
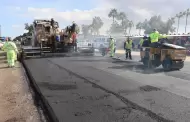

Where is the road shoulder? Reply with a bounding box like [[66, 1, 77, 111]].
[[0, 62, 41, 122]]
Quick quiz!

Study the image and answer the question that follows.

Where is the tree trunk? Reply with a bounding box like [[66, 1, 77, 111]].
[[177, 18, 180, 33], [113, 17, 114, 23], [128, 28, 131, 35], [185, 15, 188, 33]]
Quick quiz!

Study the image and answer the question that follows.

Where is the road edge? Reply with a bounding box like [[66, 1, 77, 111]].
[[22, 60, 59, 122]]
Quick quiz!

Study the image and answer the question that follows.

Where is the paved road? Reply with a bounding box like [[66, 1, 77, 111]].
[[24, 52, 190, 122]]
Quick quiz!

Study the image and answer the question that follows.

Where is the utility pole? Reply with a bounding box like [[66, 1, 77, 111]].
[[0, 25, 1, 37]]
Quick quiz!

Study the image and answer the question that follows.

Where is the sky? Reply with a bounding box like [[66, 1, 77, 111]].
[[0, 0, 190, 38]]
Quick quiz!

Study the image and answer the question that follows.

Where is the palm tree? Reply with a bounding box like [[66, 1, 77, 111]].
[[175, 12, 184, 33], [122, 19, 129, 35], [88, 25, 93, 35], [91, 16, 104, 35], [117, 12, 127, 26], [81, 24, 90, 38], [184, 9, 190, 33], [128, 21, 134, 34], [166, 17, 175, 34], [108, 8, 118, 23], [136, 22, 143, 35], [24, 23, 33, 34]]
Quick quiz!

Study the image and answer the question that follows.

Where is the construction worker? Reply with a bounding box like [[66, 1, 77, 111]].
[[124, 37, 133, 60], [109, 37, 115, 57], [114, 39, 116, 54], [2, 37, 18, 67], [72, 32, 77, 52], [149, 29, 162, 48], [139, 37, 144, 50], [142, 36, 151, 47], [51, 18, 55, 28], [71, 21, 76, 33], [159, 34, 168, 43]]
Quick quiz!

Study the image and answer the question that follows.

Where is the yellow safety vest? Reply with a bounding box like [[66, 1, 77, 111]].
[[149, 32, 160, 43], [109, 39, 115, 49], [139, 39, 144, 46], [125, 40, 132, 49], [2, 41, 18, 52]]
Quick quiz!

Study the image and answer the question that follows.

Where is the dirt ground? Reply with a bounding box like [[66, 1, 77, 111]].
[[0, 62, 42, 122]]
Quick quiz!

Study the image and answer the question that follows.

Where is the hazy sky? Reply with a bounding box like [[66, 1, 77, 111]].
[[0, 0, 189, 38]]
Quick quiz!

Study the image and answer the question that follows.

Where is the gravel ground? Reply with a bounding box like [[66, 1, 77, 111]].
[[0, 61, 43, 122]]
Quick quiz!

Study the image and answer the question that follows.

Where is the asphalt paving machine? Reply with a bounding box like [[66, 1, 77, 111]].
[[20, 19, 79, 59]]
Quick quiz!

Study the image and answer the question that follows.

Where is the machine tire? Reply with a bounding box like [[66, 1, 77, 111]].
[[178, 61, 184, 70], [142, 57, 150, 67], [152, 54, 161, 67], [173, 61, 184, 70], [101, 52, 106, 56], [162, 57, 172, 71]]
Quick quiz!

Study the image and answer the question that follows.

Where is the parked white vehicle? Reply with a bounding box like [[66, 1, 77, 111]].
[[93, 37, 110, 49], [77, 39, 94, 53]]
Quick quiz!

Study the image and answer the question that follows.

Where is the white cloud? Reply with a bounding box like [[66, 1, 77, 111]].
[[23, 6, 113, 34], [13, 0, 190, 36]]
